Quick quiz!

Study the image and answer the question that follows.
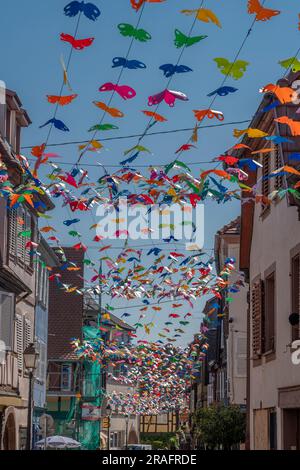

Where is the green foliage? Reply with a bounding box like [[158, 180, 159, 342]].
[[140, 432, 177, 449], [194, 405, 246, 450]]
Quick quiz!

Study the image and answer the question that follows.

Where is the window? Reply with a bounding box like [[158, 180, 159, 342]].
[[251, 279, 265, 357], [61, 364, 72, 391], [291, 254, 300, 340], [0, 291, 14, 351], [264, 272, 276, 353], [8, 206, 34, 267], [235, 335, 247, 377]]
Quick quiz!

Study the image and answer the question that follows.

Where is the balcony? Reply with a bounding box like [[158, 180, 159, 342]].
[[0, 351, 19, 391]]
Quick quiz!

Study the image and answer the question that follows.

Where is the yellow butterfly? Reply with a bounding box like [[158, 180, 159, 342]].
[[233, 128, 268, 138], [181, 8, 221, 28]]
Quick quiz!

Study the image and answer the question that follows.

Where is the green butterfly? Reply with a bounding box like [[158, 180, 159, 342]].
[[165, 159, 191, 174], [279, 57, 300, 73], [88, 123, 119, 132], [214, 58, 249, 80], [174, 29, 208, 48], [118, 23, 151, 42]]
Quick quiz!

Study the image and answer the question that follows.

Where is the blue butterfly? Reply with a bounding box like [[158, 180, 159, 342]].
[[288, 153, 300, 161], [39, 118, 69, 132], [112, 57, 146, 70], [64, 1, 101, 21], [147, 247, 162, 256], [265, 135, 293, 144], [260, 100, 280, 113], [207, 86, 238, 97], [159, 63, 192, 78], [238, 159, 261, 171], [163, 235, 179, 243], [119, 151, 140, 165], [63, 219, 80, 226]]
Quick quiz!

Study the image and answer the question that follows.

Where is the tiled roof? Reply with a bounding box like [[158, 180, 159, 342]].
[[217, 216, 241, 236]]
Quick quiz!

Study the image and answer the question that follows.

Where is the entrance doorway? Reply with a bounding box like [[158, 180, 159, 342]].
[[283, 409, 300, 450], [3, 412, 16, 450]]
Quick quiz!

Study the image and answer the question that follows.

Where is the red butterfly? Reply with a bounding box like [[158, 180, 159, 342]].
[[60, 33, 94, 50], [175, 144, 196, 154], [247, 0, 280, 21]]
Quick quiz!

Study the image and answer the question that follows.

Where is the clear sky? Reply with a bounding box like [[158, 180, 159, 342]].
[[1, 0, 299, 346]]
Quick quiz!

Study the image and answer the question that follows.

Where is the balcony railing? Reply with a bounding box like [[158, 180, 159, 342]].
[[0, 351, 18, 390]]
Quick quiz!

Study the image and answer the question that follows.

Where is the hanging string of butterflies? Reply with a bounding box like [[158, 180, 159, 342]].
[[3, 0, 300, 388]]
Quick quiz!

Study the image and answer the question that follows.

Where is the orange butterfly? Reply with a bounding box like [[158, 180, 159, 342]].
[[47, 94, 78, 106], [31, 143, 46, 158], [248, 0, 280, 21], [93, 101, 124, 118], [142, 110, 167, 122]]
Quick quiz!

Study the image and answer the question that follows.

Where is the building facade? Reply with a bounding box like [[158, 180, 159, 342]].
[[0, 89, 53, 449], [32, 238, 59, 447], [239, 71, 300, 449]]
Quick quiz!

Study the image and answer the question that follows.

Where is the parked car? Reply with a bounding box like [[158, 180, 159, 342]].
[[124, 444, 152, 450]]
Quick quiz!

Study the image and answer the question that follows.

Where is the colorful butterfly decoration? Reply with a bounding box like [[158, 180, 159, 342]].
[[214, 58, 249, 80], [193, 109, 224, 122], [142, 110, 167, 122], [174, 29, 207, 48], [64, 1, 101, 21], [99, 82, 136, 100], [60, 33, 94, 50], [112, 57, 146, 70], [159, 64, 192, 78], [247, 0, 280, 21], [130, 0, 166, 10], [148, 89, 188, 107], [47, 94, 78, 106], [118, 23, 151, 42], [279, 57, 300, 73], [93, 102, 124, 118], [181, 8, 221, 28]]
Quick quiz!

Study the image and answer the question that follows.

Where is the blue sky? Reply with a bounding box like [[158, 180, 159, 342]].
[[1, 0, 299, 346]]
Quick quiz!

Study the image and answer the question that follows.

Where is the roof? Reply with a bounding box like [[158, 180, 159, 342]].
[[216, 216, 240, 236], [39, 237, 60, 267], [237, 71, 300, 273]]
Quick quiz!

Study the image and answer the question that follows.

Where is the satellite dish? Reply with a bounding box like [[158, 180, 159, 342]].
[[39, 414, 54, 435], [289, 313, 300, 326]]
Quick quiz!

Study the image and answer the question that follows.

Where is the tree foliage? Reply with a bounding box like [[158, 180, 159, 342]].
[[194, 405, 246, 450]]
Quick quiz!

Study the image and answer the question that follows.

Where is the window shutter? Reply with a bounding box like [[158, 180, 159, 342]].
[[262, 154, 270, 198], [274, 145, 283, 191], [0, 291, 14, 351], [24, 210, 32, 266], [24, 319, 32, 349], [16, 315, 24, 372], [252, 280, 264, 357], [8, 208, 17, 257]]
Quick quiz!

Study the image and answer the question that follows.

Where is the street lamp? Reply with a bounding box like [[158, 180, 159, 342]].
[[106, 404, 112, 451], [125, 414, 130, 450], [24, 343, 39, 450]]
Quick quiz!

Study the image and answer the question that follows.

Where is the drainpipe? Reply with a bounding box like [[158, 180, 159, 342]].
[[245, 285, 251, 450]]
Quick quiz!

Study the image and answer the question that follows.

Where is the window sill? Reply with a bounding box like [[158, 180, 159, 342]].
[[263, 349, 276, 362]]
